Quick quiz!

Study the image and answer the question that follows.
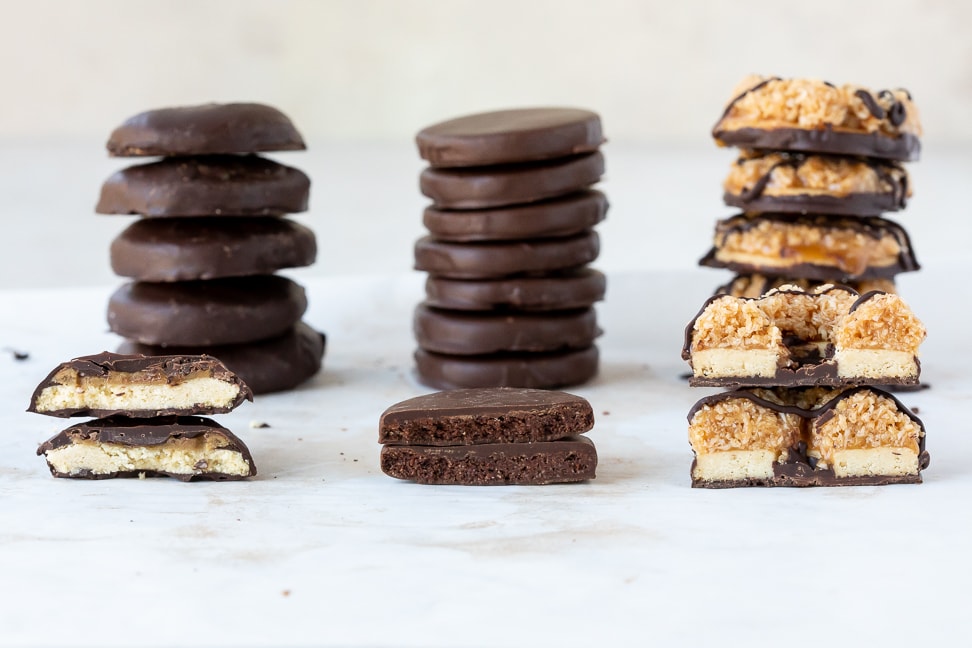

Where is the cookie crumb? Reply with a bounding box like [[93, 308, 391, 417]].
[[249, 421, 271, 429]]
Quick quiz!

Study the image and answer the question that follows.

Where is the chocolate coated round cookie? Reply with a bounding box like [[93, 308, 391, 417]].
[[119, 321, 325, 395], [414, 346, 599, 390], [425, 268, 606, 311], [111, 217, 317, 281], [416, 107, 604, 168], [107, 103, 305, 157], [108, 275, 307, 346], [414, 231, 599, 279], [415, 304, 600, 355], [420, 151, 604, 209], [423, 190, 608, 242], [96, 155, 310, 217]]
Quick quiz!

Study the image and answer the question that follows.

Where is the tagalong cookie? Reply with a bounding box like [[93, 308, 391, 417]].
[[713, 76, 921, 161], [37, 415, 257, 481], [416, 107, 604, 168], [716, 274, 896, 299], [107, 102, 305, 157], [688, 386, 928, 488], [110, 217, 316, 282], [425, 268, 606, 312], [28, 352, 251, 418], [423, 190, 608, 242], [699, 213, 919, 281], [414, 231, 599, 279], [414, 346, 599, 390], [119, 321, 325, 395], [108, 275, 307, 346], [96, 155, 310, 217], [420, 151, 604, 209], [723, 151, 909, 216]]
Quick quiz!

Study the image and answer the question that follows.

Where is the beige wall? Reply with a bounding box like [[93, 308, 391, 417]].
[[1, 0, 968, 143]]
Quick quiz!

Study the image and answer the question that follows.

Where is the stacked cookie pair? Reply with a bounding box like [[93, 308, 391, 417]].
[[29, 353, 256, 481], [683, 77, 930, 488], [412, 108, 608, 389], [379, 388, 597, 485], [96, 103, 325, 394]]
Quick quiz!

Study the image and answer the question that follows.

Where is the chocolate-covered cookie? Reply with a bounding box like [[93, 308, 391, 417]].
[[420, 152, 604, 209], [425, 268, 606, 311], [106, 102, 305, 157], [414, 346, 599, 390], [108, 275, 307, 346], [119, 321, 325, 395], [414, 231, 599, 279], [96, 155, 310, 217], [416, 107, 604, 168], [110, 217, 316, 281]]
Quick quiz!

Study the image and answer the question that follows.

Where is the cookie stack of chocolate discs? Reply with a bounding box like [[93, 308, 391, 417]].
[[29, 352, 256, 481], [412, 108, 608, 389], [95, 103, 325, 394], [682, 76, 931, 488]]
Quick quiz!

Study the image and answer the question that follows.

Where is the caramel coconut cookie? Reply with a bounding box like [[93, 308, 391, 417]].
[[713, 76, 922, 161], [716, 274, 895, 299]]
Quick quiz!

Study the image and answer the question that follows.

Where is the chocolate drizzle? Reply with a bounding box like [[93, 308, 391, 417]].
[[855, 89, 885, 119], [718, 76, 781, 121]]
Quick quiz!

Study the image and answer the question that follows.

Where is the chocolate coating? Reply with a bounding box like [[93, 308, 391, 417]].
[[415, 231, 599, 279], [419, 152, 604, 209], [414, 346, 599, 390], [415, 304, 599, 355], [713, 126, 920, 162], [118, 321, 325, 395], [380, 436, 597, 485], [425, 268, 606, 311], [724, 191, 905, 217], [416, 107, 604, 168], [110, 217, 317, 281], [107, 103, 305, 156], [96, 155, 310, 217], [108, 275, 307, 346]]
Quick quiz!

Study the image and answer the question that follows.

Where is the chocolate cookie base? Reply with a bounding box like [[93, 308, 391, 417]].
[[723, 191, 903, 217], [690, 454, 928, 489], [415, 346, 599, 390], [713, 126, 921, 162], [698, 249, 914, 282], [687, 359, 920, 389]]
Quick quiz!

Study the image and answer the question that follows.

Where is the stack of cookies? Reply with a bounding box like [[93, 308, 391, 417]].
[[379, 387, 597, 485], [682, 76, 930, 488], [29, 352, 256, 481], [412, 108, 608, 389], [96, 103, 325, 394]]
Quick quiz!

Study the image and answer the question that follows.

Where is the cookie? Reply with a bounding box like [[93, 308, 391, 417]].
[[699, 213, 920, 281], [96, 155, 310, 217], [37, 415, 257, 481], [423, 190, 608, 242], [419, 151, 604, 209], [716, 274, 896, 299], [27, 352, 252, 418], [415, 304, 600, 355], [414, 231, 599, 279], [416, 107, 604, 168], [380, 436, 597, 485], [110, 217, 316, 281], [688, 386, 928, 488], [414, 346, 599, 390], [712, 76, 921, 161], [108, 275, 307, 346], [723, 151, 909, 216], [683, 285, 926, 387], [106, 102, 305, 156], [425, 268, 606, 312], [379, 387, 594, 446], [118, 322, 325, 395]]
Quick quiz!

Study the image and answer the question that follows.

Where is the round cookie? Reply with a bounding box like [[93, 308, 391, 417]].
[[419, 151, 604, 210], [111, 217, 317, 281], [414, 231, 599, 279], [107, 103, 306, 156], [96, 155, 310, 217], [118, 322, 325, 395], [108, 275, 307, 346], [423, 190, 608, 242], [414, 346, 599, 390], [414, 304, 599, 355], [416, 107, 604, 168], [425, 268, 606, 311]]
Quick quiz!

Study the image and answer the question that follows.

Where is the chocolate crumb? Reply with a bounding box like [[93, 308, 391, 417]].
[[249, 421, 271, 429], [4, 348, 29, 360], [602, 411, 611, 416]]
